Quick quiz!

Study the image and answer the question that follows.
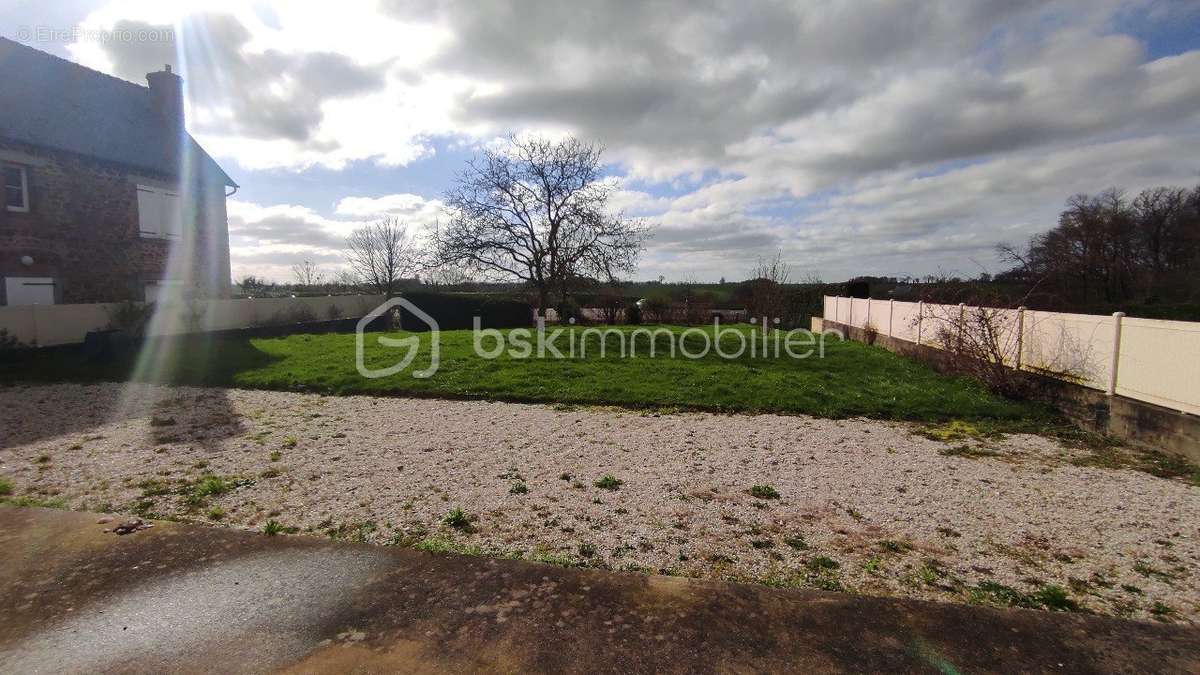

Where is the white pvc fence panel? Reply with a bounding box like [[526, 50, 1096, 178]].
[[824, 295, 1200, 416], [1116, 317, 1200, 416], [891, 301, 921, 343], [1022, 310, 1114, 390], [0, 294, 387, 347]]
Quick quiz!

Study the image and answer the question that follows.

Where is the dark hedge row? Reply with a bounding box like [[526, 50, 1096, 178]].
[[396, 292, 533, 331]]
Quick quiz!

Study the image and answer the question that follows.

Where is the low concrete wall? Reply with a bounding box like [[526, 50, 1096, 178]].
[[0, 295, 387, 347], [824, 319, 1200, 463]]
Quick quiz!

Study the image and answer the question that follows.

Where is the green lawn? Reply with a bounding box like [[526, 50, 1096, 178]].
[[1, 325, 1051, 424]]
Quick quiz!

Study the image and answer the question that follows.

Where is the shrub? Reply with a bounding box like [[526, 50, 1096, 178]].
[[862, 320, 880, 346], [277, 303, 318, 325], [917, 295, 1085, 400], [641, 294, 674, 323], [0, 328, 26, 351], [105, 301, 155, 338], [596, 288, 627, 324], [556, 297, 584, 324], [625, 301, 643, 325]]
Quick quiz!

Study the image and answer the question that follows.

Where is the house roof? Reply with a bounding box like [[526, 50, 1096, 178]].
[[0, 38, 237, 187]]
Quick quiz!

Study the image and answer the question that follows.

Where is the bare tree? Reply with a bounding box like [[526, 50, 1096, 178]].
[[434, 135, 648, 315], [425, 263, 472, 288], [291, 259, 324, 287], [346, 218, 421, 296], [746, 250, 791, 322], [332, 268, 360, 288]]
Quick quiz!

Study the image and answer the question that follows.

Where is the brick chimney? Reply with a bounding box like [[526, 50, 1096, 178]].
[[146, 64, 184, 143]]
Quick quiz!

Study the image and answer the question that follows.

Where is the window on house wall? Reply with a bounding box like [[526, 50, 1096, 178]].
[[4, 277, 55, 305], [137, 185, 182, 238], [3, 163, 29, 212]]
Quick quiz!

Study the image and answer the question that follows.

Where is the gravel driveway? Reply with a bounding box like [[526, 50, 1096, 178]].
[[2, 382, 1196, 623]]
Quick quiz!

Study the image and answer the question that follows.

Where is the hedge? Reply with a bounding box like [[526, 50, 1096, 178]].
[[396, 292, 533, 331]]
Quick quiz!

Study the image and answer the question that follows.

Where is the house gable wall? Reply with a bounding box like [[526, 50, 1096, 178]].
[[0, 139, 230, 304]]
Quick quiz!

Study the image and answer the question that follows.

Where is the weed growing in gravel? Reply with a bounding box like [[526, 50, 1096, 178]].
[[207, 506, 225, 520], [1030, 584, 1078, 611], [966, 581, 1029, 607], [138, 478, 172, 497], [939, 445, 1000, 459], [4, 495, 67, 509], [509, 481, 529, 495], [1133, 560, 1175, 582], [281, 436, 298, 448], [749, 485, 780, 499], [965, 581, 1080, 612], [806, 556, 840, 572], [34, 454, 51, 464], [263, 520, 285, 535], [183, 475, 252, 507], [1149, 602, 1177, 621], [326, 521, 377, 542], [879, 540, 911, 553], [784, 536, 809, 550], [443, 507, 471, 529], [1121, 584, 1143, 594], [917, 564, 940, 586], [414, 535, 484, 556], [919, 420, 996, 443], [269, 451, 282, 462], [594, 475, 624, 490], [1072, 446, 1200, 486], [578, 543, 597, 558], [531, 551, 578, 568], [0, 477, 11, 496]]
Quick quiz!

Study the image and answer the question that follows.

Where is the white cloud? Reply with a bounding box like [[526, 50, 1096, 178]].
[[56, 0, 1200, 280], [334, 193, 445, 221]]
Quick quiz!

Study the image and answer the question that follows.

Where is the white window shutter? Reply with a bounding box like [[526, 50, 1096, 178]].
[[162, 192, 182, 238], [137, 187, 161, 236]]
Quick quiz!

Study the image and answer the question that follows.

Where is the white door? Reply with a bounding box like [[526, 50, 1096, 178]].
[[4, 277, 55, 305]]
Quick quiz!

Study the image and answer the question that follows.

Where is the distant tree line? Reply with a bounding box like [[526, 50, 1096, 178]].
[[998, 185, 1200, 307]]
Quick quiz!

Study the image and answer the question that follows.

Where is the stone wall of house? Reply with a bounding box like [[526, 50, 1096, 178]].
[[0, 138, 230, 305]]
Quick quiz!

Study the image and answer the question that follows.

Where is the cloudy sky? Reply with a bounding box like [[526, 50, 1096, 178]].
[[5, 0, 1200, 283]]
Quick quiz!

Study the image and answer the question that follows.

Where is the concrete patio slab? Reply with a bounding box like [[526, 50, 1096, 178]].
[[1, 506, 1197, 674]]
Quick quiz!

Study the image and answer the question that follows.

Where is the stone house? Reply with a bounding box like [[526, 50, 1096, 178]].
[[0, 37, 236, 306]]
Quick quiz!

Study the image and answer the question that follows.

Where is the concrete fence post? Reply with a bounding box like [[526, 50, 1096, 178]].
[[865, 296, 871, 328], [916, 301, 924, 346], [1108, 312, 1125, 396], [1015, 306, 1026, 371], [888, 299, 894, 338], [835, 296, 840, 324], [957, 302, 966, 350]]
